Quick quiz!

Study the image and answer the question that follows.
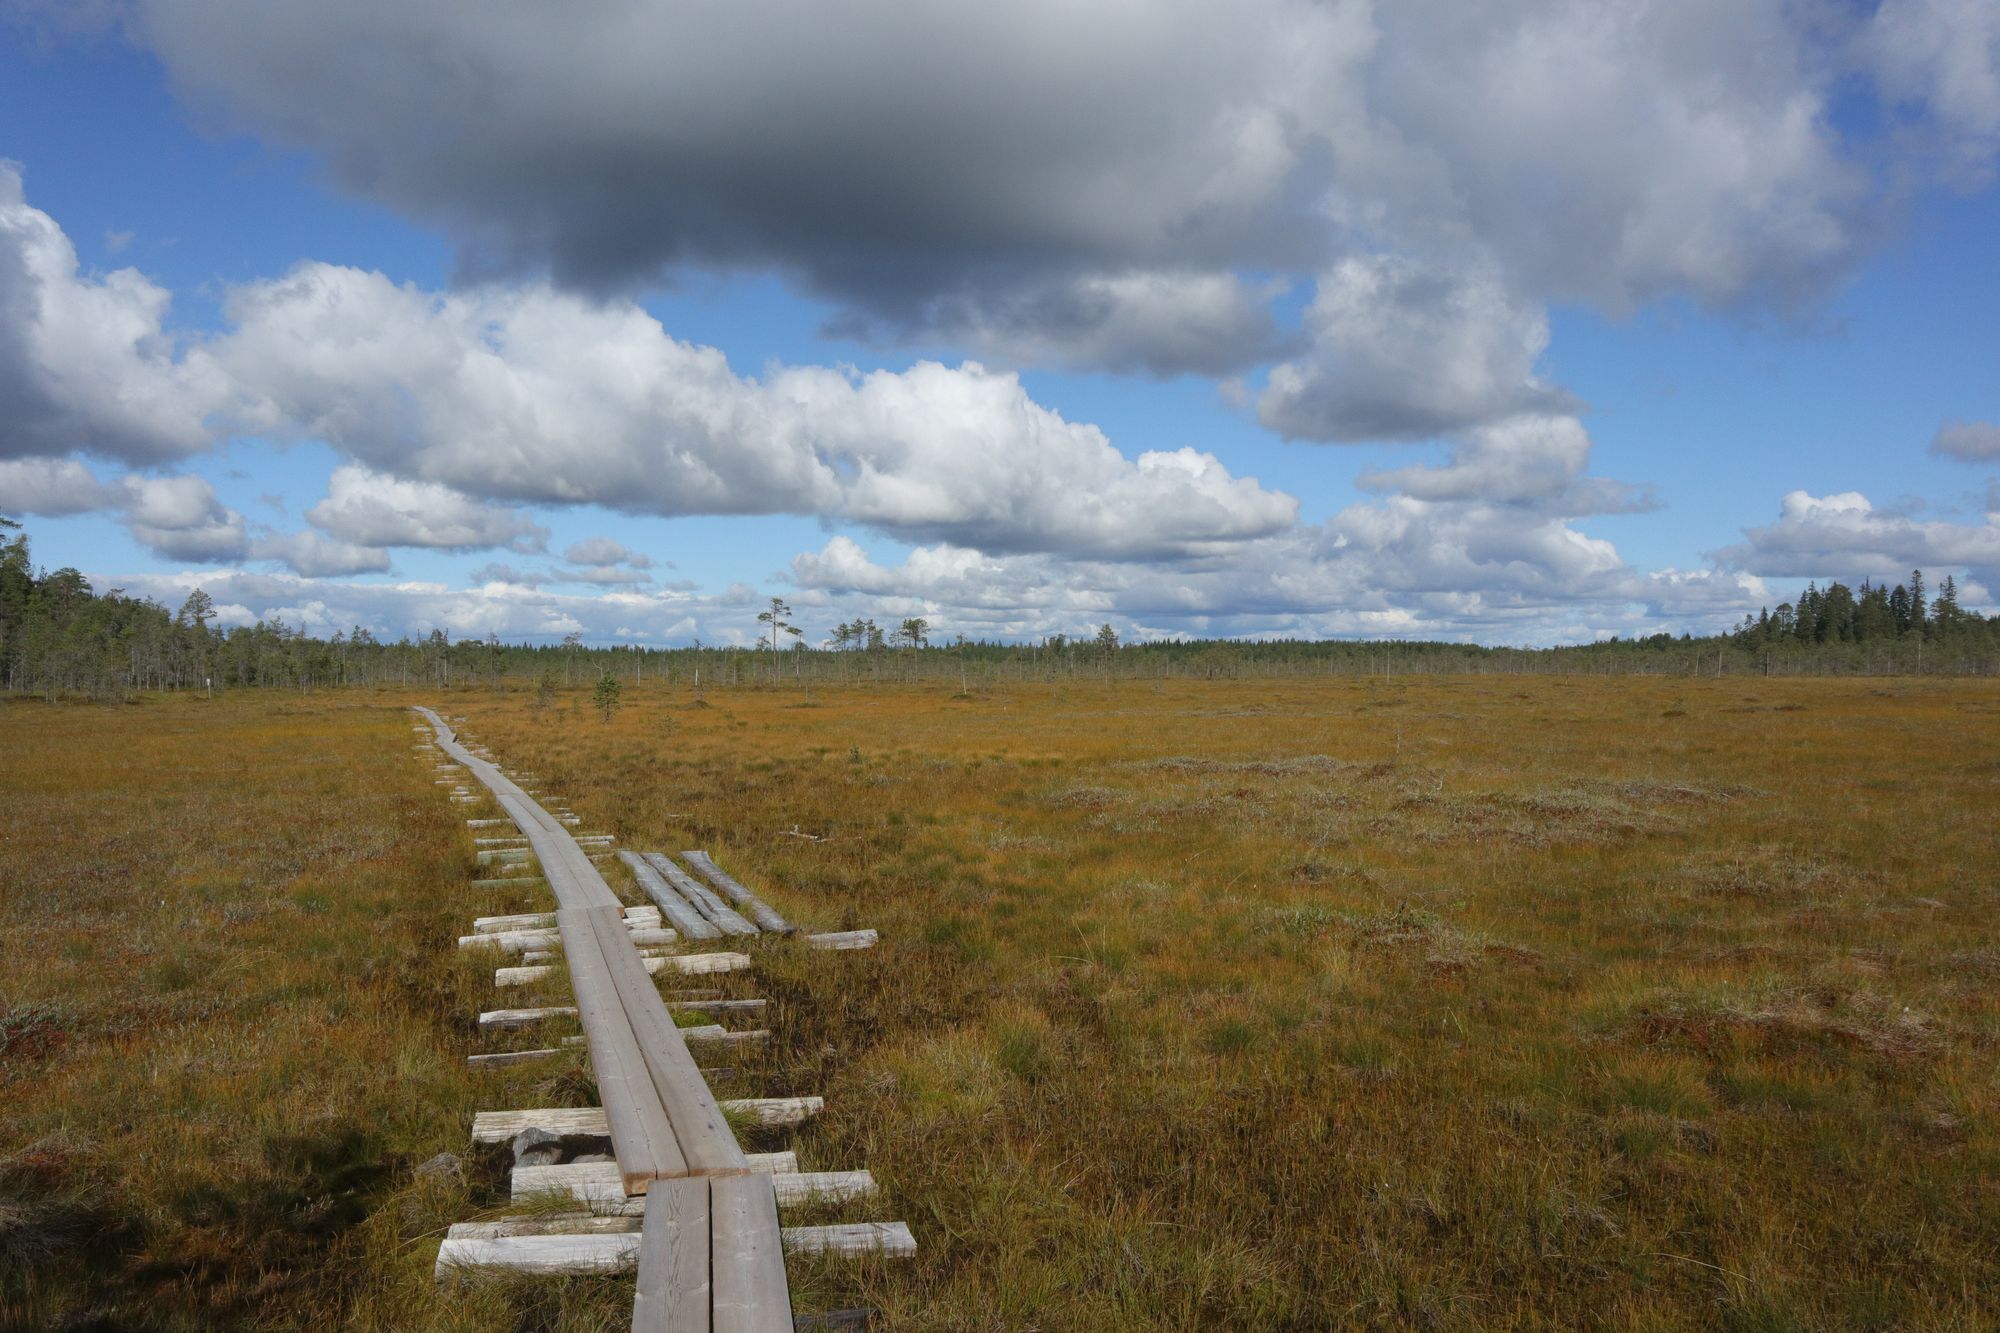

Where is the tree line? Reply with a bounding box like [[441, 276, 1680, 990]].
[[4, 516, 1996, 702]]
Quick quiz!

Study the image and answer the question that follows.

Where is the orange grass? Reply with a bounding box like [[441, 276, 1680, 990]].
[[5, 674, 1999, 1329]]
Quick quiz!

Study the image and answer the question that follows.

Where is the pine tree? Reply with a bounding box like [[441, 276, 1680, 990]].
[[1934, 575, 1961, 631], [593, 669, 622, 721]]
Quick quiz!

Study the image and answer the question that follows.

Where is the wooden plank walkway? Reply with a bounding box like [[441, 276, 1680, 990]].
[[415, 708, 786, 1328], [414, 708, 906, 1329]]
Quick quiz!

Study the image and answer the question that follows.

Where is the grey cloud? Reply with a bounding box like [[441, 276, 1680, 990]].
[[0, 455, 400, 576], [248, 529, 392, 577], [1931, 419, 2000, 462], [1865, 0, 2000, 188], [553, 565, 653, 587], [141, 1, 1349, 373], [118, 474, 248, 562], [838, 270, 1294, 378], [130, 0, 1986, 373], [563, 537, 653, 569], [0, 460, 250, 562], [0, 456, 113, 514], [1354, 413, 1656, 515], [469, 563, 548, 587], [1260, 258, 1573, 442]]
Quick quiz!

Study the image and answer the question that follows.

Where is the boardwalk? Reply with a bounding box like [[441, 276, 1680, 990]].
[[415, 708, 793, 1330]]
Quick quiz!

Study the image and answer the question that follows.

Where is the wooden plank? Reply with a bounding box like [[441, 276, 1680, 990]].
[[444, 1215, 911, 1260], [643, 853, 758, 935], [710, 1173, 795, 1333], [473, 907, 663, 936], [632, 1176, 709, 1333], [479, 1005, 580, 1031], [471, 1097, 816, 1143], [619, 850, 722, 941], [665, 997, 768, 1018], [476, 993, 739, 1030], [448, 1214, 640, 1240], [682, 1026, 772, 1047], [781, 1222, 917, 1258], [584, 906, 749, 1177], [560, 906, 689, 1192], [726, 1096, 821, 1127], [806, 930, 878, 952], [459, 925, 677, 954], [472, 1106, 611, 1143], [468, 1047, 563, 1069], [513, 1154, 796, 1205], [472, 911, 559, 933], [500, 947, 747, 989], [649, 952, 753, 977], [771, 1171, 876, 1207], [461, 927, 559, 951], [683, 851, 794, 934], [435, 1232, 639, 1279], [475, 876, 546, 888]]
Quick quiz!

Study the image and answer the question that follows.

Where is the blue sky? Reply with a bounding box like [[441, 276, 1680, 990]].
[[2, 2, 1997, 646]]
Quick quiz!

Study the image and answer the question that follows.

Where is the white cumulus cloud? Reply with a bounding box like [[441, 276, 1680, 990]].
[[215, 264, 1298, 558], [304, 464, 549, 553], [1716, 489, 2000, 580], [0, 162, 235, 464]]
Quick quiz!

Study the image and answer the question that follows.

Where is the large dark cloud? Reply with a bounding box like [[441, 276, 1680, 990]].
[[128, 0, 1999, 389], [140, 0, 1343, 374]]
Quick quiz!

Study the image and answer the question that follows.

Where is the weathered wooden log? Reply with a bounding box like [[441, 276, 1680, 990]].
[[476, 849, 536, 865], [780, 1222, 917, 1258], [618, 850, 722, 941], [447, 1214, 640, 1240], [683, 851, 794, 934], [478, 1005, 580, 1031], [806, 930, 879, 951], [679, 1026, 772, 1046], [470, 1097, 820, 1143], [436, 1218, 913, 1264], [643, 853, 757, 935], [476, 994, 750, 1032], [468, 1047, 565, 1069], [472, 906, 660, 934], [436, 1232, 639, 1279], [502, 1162, 875, 1211], [458, 925, 677, 955], [512, 1155, 797, 1206]]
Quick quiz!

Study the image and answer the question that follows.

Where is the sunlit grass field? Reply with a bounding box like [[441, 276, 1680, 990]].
[[4, 673, 1997, 1329]]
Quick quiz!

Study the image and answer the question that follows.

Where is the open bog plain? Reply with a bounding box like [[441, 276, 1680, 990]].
[[3, 674, 1997, 1330]]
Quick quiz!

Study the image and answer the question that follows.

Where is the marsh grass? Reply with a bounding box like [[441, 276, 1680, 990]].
[[5, 673, 1998, 1328], [0, 694, 635, 1330]]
